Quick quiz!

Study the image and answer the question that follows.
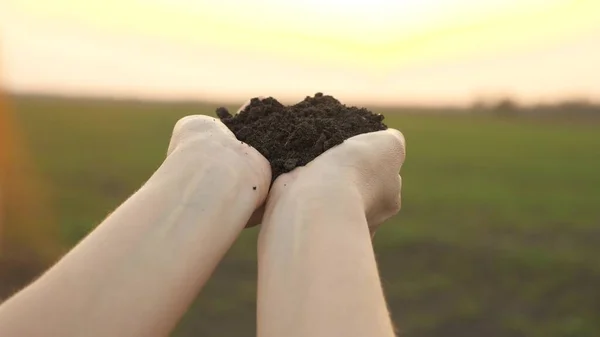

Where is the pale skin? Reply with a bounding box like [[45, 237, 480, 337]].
[[257, 127, 405, 337], [258, 187, 395, 337], [0, 110, 405, 337]]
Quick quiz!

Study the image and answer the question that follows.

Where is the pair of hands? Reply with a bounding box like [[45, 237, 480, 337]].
[[0, 101, 405, 337], [167, 101, 406, 233]]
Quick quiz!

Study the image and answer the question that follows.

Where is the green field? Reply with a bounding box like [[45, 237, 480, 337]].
[[5, 96, 600, 336]]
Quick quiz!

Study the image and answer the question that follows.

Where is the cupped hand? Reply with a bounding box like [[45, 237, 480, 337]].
[[166, 113, 271, 227], [268, 128, 406, 232]]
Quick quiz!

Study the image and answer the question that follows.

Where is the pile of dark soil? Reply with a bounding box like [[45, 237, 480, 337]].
[[217, 93, 387, 182]]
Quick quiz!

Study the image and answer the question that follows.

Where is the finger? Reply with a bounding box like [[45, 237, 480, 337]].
[[384, 128, 406, 167], [344, 129, 406, 170], [397, 174, 402, 211], [380, 173, 403, 219], [368, 174, 402, 231]]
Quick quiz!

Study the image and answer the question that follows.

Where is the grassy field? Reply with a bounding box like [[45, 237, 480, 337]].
[[4, 96, 600, 336]]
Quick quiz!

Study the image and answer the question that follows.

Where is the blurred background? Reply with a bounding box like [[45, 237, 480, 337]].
[[1, 0, 599, 336]]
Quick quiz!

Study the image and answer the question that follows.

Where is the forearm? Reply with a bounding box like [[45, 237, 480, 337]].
[[0, 145, 258, 337], [257, 185, 395, 337]]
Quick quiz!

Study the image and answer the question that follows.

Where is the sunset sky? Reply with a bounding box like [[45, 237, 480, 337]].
[[1, 0, 599, 105]]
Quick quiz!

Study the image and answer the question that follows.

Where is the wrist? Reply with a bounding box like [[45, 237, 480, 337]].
[[270, 166, 363, 205], [159, 136, 271, 207], [262, 173, 366, 230]]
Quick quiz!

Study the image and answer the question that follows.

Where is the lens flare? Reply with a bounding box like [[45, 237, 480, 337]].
[[0, 47, 60, 269]]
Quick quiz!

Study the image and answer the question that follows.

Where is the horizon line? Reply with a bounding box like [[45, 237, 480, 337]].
[[5, 89, 600, 111]]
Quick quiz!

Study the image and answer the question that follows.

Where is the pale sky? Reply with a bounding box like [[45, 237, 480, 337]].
[[1, 0, 599, 105]]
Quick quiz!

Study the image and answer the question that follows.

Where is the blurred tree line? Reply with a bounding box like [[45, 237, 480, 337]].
[[472, 97, 600, 117]]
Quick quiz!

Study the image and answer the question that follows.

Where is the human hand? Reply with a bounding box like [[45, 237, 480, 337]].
[[266, 129, 406, 232], [166, 113, 271, 227], [256, 129, 405, 337]]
